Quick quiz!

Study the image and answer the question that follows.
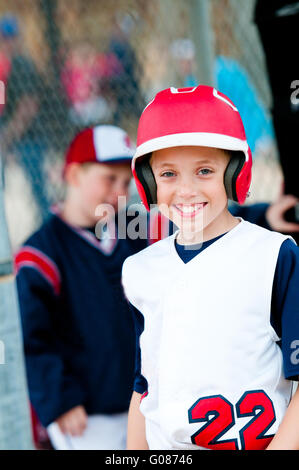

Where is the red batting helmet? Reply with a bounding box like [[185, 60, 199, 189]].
[[132, 85, 252, 210]]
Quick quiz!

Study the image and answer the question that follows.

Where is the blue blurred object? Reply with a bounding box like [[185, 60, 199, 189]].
[[0, 14, 19, 38], [215, 55, 275, 154], [178, 48, 275, 156]]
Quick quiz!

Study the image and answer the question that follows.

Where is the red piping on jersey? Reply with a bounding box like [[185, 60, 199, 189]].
[[140, 391, 148, 402], [14, 246, 61, 296]]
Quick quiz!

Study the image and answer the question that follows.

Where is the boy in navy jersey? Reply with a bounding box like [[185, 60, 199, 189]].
[[15, 125, 147, 450], [122, 86, 299, 450]]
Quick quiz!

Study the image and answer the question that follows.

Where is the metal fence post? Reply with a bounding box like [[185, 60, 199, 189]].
[[189, 0, 215, 86], [0, 155, 33, 450]]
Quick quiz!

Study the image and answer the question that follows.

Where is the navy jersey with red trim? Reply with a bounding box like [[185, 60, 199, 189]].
[[15, 212, 147, 427]]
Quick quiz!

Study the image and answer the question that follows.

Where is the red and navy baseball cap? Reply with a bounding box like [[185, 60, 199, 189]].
[[64, 125, 135, 173]]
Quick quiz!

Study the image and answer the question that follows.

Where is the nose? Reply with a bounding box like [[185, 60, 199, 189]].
[[176, 177, 198, 199]]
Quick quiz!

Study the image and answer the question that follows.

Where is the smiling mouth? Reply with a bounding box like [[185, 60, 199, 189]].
[[173, 203, 208, 217]]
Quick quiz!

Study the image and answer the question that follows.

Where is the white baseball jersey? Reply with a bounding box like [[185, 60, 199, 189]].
[[122, 219, 294, 450]]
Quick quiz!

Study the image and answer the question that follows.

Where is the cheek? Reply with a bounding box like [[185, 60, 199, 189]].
[[83, 179, 109, 205], [118, 185, 130, 199], [207, 176, 227, 200], [217, 178, 228, 199], [156, 183, 173, 205], [155, 186, 170, 219]]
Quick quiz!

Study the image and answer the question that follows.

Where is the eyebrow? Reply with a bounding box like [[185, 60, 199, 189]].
[[156, 160, 219, 168]]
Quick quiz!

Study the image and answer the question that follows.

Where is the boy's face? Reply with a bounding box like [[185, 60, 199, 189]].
[[66, 161, 132, 225], [150, 146, 231, 237]]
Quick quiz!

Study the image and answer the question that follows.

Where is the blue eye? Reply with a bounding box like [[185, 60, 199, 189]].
[[161, 171, 175, 177], [199, 168, 212, 175]]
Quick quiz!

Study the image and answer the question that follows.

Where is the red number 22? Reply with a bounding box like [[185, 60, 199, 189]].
[[188, 390, 275, 450]]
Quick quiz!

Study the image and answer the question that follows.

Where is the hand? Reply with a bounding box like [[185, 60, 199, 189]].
[[266, 194, 299, 233], [56, 405, 88, 436]]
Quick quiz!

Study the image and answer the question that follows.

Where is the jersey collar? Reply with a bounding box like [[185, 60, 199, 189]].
[[51, 205, 118, 256]]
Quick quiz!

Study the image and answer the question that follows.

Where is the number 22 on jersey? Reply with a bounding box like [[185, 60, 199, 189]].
[[188, 390, 276, 450]]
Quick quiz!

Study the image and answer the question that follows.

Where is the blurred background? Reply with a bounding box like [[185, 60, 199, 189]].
[[0, 0, 283, 251]]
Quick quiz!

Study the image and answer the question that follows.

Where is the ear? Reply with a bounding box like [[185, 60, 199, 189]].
[[64, 163, 83, 187]]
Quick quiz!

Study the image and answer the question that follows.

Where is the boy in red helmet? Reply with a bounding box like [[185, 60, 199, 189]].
[[122, 86, 299, 450], [15, 124, 148, 450]]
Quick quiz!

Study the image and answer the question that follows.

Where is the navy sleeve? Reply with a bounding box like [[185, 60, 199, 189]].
[[270, 239, 299, 380], [16, 267, 86, 426], [229, 202, 271, 229], [129, 302, 148, 394]]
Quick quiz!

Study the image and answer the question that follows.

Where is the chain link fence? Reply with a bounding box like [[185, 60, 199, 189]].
[[0, 0, 283, 250]]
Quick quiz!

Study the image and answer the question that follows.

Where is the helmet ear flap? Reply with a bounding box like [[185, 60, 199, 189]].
[[135, 155, 157, 206], [224, 152, 246, 202]]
